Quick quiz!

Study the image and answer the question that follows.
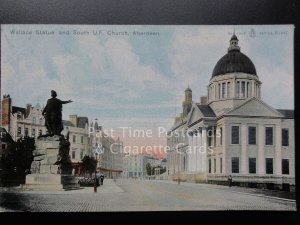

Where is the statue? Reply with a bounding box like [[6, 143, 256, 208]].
[[42, 90, 72, 137]]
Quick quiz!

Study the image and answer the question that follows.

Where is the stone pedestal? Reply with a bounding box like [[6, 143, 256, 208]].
[[23, 135, 79, 191]]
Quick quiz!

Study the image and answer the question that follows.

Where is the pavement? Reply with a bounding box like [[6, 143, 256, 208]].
[[0, 178, 296, 211]]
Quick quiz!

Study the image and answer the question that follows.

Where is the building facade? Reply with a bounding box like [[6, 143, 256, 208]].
[[167, 34, 295, 191], [2, 95, 47, 140], [90, 120, 124, 178], [123, 154, 165, 178], [62, 115, 91, 174]]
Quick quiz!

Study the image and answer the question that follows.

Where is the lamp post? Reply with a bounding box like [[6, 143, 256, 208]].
[[94, 152, 98, 193], [93, 143, 103, 193]]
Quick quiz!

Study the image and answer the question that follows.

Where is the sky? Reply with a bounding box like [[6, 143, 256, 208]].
[[1, 25, 294, 158]]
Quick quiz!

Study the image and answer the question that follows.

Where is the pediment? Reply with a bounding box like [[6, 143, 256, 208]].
[[225, 97, 283, 118], [187, 104, 204, 126]]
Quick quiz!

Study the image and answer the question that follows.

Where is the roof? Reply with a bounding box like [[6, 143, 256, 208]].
[[211, 34, 257, 78], [12, 106, 26, 115], [277, 109, 294, 119], [196, 104, 216, 117], [63, 120, 74, 127], [77, 117, 89, 128], [231, 33, 238, 41], [212, 51, 257, 78]]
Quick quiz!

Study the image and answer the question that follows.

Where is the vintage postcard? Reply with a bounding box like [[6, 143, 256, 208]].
[[0, 24, 295, 211]]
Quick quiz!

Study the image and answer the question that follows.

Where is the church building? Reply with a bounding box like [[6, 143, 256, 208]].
[[167, 34, 294, 191]]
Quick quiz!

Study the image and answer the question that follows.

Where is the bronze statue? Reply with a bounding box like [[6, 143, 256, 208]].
[[42, 90, 72, 136]]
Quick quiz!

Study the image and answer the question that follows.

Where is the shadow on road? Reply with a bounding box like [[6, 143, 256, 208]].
[[0, 192, 31, 211]]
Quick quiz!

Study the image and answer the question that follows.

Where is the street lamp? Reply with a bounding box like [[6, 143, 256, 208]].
[[93, 142, 103, 193]]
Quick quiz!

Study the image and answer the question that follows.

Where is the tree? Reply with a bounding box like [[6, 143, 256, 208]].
[[146, 162, 152, 176], [81, 155, 97, 176], [15, 137, 35, 175]]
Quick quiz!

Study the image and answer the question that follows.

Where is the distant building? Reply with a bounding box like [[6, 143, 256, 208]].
[[167, 34, 295, 191], [62, 115, 90, 175], [90, 120, 124, 178], [1, 95, 47, 140], [123, 154, 165, 178]]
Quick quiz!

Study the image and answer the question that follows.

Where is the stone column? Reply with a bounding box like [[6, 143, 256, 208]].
[[275, 124, 282, 175], [187, 132, 193, 172], [202, 127, 207, 172], [241, 124, 248, 174], [195, 130, 199, 171], [199, 129, 203, 172], [222, 123, 227, 174], [258, 124, 265, 174], [252, 80, 255, 97]]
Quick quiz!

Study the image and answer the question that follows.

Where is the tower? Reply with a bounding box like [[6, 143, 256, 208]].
[[182, 86, 192, 117], [207, 33, 261, 115], [1, 94, 12, 132]]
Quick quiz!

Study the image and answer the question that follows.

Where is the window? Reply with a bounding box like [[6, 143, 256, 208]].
[[266, 158, 273, 174], [265, 127, 273, 145], [241, 81, 245, 97], [231, 157, 239, 173], [247, 82, 250, 98], [208, 129, 212, 147], [249, 158, 256, 174], [282, 159, 289, 175], [236, 81, 240, 97], [18, 127, 22, 135], [32, 128, 36, 137], [39, 118, 43, 125], [73, 135, 76, 143], [220, 158, 222, 173], [214, 158, 216, 173], [32, 117, 36, 124], [208, 159, 211, 173], [222, 83, 225, 98], [17, 112, 22, 119], [231, 126, 239, 144], [80, 150, 84, 160], [213, 127, 216, 147], [218, 83, 221, 99], [2, 144, 6, 150], [25, 128, 29, 136], [39, 130, 42, 136], [219, 127, 223, 145], [227, 82, 230, 98], [282, 129, 289, 146], [248, 126, 256, 145], [72, 151, 76, 159], [81, 136, 84, 144]]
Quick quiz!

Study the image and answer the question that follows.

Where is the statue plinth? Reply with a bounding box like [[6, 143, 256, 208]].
[[23, 135, 80, 191]]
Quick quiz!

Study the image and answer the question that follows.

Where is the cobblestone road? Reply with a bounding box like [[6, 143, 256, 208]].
[[0, 179, 296, 211]]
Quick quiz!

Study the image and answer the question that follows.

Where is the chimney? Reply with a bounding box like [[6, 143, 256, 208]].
[[69, 115, 78, 127], [26, 104, 32, 118], [200, 96, 208, 105], [1, 95, 12, 129]]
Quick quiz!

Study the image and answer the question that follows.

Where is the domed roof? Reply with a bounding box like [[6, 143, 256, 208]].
[[185, 86, 192, 92], [211, 34, 257, 79]]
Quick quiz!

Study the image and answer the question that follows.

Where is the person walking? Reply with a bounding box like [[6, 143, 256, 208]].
[[228, 175, 233, 187]]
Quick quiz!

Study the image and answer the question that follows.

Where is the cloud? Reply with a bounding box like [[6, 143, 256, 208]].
[[1, 25, 294, 158]]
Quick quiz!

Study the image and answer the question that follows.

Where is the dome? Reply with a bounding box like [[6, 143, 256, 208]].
[[211, 34, 257, 79], [185, 87, 192, 92]]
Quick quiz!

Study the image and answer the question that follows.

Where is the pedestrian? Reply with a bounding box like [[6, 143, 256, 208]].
[[100, 174, 104, 185], [228, 175, 233, 187]]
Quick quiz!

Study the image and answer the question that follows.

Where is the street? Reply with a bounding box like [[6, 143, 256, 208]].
[[0, 179, 296, 211]]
